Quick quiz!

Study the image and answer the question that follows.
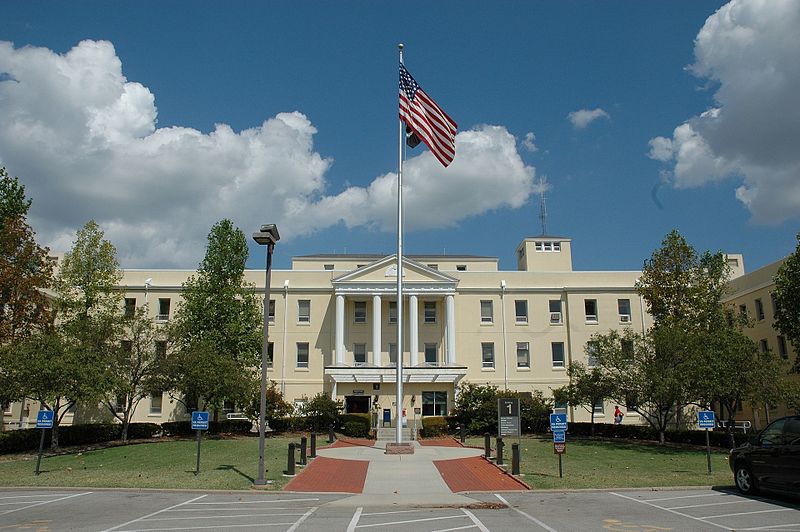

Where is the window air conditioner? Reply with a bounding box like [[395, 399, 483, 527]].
[[550, 312, 562, 324], [620, 314, 631, 323]]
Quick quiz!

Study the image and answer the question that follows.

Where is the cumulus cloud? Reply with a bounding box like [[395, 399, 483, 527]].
[[567, 108, 610, 129], [648, 0, 800, 224], [522, 132, 538, 152], [0, 40, 536, 267]]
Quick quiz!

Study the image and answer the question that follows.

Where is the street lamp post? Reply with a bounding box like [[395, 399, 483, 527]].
[[253, 224, 280, 486]]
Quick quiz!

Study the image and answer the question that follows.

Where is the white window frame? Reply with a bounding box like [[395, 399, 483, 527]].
[[156, 298, 171, 321], [618, 298, 631, 323], [755, 298, 765, 321], [353, 343, 367, 366], [584, 299, 598, 323], [297, 342, 309, 368], [586, 341, 599, 367], [424, 343, 438, 366], [481, 342, 495, 368], [388, 301, 397, 324], [424, 301, 437, 324], [480, 300, 493, 324], [515, 299, 528, 324], [298, 300, 311, 324], [354, 301, 367, 324], [516, 342, 530, 368], [551, 342, 565, 368], [149, 392, 163, 415], [389, 343, 397, 365], [549, 299, 562, 325], [268, 299, 276, 323]]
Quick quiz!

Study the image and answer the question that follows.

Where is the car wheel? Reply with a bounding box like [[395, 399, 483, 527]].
[[735, 463, 758, 495]]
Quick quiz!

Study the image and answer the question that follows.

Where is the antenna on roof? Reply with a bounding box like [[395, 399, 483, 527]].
[[538, 177, 548, 236]]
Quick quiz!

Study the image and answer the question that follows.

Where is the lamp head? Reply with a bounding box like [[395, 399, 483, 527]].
[[253, 224, 280, 245]]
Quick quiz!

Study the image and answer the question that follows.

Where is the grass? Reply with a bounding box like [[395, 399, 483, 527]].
[[0, 435, 307, 491], [467, 436, 735, 490], [0, 435, 736, 491]]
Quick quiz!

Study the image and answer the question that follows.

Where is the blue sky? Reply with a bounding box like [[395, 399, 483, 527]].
[[1, 1, 798, 273]]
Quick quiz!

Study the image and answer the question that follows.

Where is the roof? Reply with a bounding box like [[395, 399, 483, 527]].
[[294, 253, 497, 260]]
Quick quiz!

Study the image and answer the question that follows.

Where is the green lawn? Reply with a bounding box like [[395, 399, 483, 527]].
[[0, 435, 736, 491], [467, 436, 735, 490], [0, 435, 304, 490]]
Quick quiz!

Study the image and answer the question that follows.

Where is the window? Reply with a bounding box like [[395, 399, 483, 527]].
[[456, 265, 467, 271], [422, 391, 447, 416], [553, 400, 568, 414], [114, 395, 125, 413], [549, 299, 562, 324], [155, 341, 167, 358], [222, 400, 235, 415], [124, 298, 136, 318], [297, 342, 309, 368], [586, 341, 599, 367], [424, 343, 438, 366], [755, 298, 765, 321], [593, 400, 604, 415], [551, 342, 565, 368], [150, 392, 163, 415], [157, 298, 171, 321], [621, 339, 634, 361], [268, 299, 275, 323], [739, 304, 748, 318], [778, 335, 788, 359], [535, 241, 561, 252], [388, 301, 397, 324], [760, 339, 769, 354], [424, 301, 437, 324], [481, 342, 495, 368], [389, 343, 397, 365], [324, 264, 334, 271], [553, 241, 561, 251], [480, 300, 493, 323], [354, 301, 367, 324], [2, 403, 11, 415], [515, 300, 528, 323], [267, 342, 274, 368], [354, 343, 367, 366], [516, 342, 530, 368], [618, 299, 631, 322], [584, 299, 598, 323], [298, 300, 310, 323], [427, 264, 438, 270]]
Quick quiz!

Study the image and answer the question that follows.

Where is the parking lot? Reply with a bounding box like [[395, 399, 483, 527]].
[[1, 488, 798, 531]]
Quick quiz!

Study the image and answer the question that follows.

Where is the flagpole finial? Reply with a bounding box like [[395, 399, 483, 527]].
[[398, 43, 404, 50]]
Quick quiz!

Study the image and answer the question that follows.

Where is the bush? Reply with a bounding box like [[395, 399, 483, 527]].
[[267, 417, 292, 434], [565, 422, 749, 447], [339, 413, 371, 438], [126, 423, 162, 439], [161, 421, 193, 437], [209, 419, 252, 434], [0, 428, 40, 454], [59, 424, 120, 447], [452, 383, 552, 435], [422, 416, 448, 437], [296, 393, 341, 432]]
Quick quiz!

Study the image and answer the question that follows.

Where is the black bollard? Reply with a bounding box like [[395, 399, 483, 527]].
[[310, 432, 317, 458], [484, 432, 491, 459], [287, 443, 296, 476], [497, 437, 504, 466], [328, 425, 336, 443], [460, 424, 466, 444], [512, 442, 520, 475], [300, 436, 307, 466]]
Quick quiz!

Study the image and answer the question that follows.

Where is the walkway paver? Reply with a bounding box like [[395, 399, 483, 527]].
[[418, 438, 463, 447], [283, 456, 368, 493], [434, 456, 530, 492]]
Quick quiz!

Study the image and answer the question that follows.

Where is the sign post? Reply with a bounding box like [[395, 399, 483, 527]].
[[34, 410, 54, 476], [191, 411, 209, 476], [697, 410, 715, 475], [550, 413, 568, 478]]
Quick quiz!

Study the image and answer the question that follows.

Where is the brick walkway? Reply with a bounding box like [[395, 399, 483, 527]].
[[418, 438, 463, 448], [328, 438, 375, 449], [433, 456, 529, 492], [283, 456, 369, 493]]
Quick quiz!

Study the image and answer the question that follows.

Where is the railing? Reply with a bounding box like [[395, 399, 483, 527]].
[[717, 419, 752, 433], [155, 314, 169, 321]]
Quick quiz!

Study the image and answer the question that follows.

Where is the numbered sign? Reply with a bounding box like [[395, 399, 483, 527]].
[[498, 398, 521, 437]]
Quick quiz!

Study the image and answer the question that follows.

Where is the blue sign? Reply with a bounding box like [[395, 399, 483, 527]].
[[553, 431, 566, 443], [191, 411, 209, 430], [36, 410, 54, 429], [383, 409, 391, 425], [550, 413, 568, 431], [697, 410, 715, 430]]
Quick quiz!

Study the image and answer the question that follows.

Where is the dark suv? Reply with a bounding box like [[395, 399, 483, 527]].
[[729, 415, 800, 495]]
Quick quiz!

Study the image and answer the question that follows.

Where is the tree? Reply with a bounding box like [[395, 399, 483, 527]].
[[103, 307, 168, 442], [553, 360, 614, 436], [241, 380, 293, 431], [298, 392, 341, 432], [774, 232, 800, 370], [169, 219, 263, 418], [0, 167, 32, 223], [452, 382, 551, 435]]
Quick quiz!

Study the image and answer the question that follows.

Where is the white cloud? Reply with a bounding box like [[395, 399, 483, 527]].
[[0, 40, 536, 267], [567, 108, 610, 129], [648, 0, 800, 224], [522, 131, 538, 152]]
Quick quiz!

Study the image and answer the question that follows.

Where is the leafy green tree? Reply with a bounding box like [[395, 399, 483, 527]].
[[298, 392, 341, 432], [553, 359, 614, 436], [0, 167, 32, 223], [774, 232, 800, 370], [168, 219, 262, 418], [452, 382, 551, 435], [103, 307, 168, 442], [241, 380, 293, 431]]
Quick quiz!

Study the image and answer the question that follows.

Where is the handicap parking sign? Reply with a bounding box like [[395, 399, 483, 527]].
[[697, 410, 715, 430], [191, 411, 209, 430], [36, 410, 54, 429], [550, 413, 568, 431]]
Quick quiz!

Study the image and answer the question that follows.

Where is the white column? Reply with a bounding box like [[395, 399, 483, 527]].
[[409, 294, 419, 366], [335, 294, 345, 365], [372, 294, 382, 366], [331, 380, 337, 400], [446, 294, 456, 365]]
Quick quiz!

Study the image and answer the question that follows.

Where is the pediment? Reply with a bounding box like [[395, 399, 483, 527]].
[[332, 255, 457, 286]]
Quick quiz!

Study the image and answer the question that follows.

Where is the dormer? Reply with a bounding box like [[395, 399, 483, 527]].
[[516, 237, 573, 272]]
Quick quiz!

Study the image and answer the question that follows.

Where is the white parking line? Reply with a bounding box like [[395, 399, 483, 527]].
[[0, 500, 51, 506], [700, 508, 795, 519], [0, 494, 67, 500], [286, 506, 318, 532], [101, 494, 207, 532], [143, 512, 306, 521], [644, 493, 732, 502], [361, 509, 428, 517], [189, 497, 320, 505], [461, 508, 490, 532], [356, 515, 466, 528], [123, 523, 296, 531], [739, 523, 800, 531], [611, 492, 732, 531], [432, 525, 478, 532], [670, 500, 745, 510], [0, 491, 91, 516], [347, 507, 363, 532], [495, 494, 558, 532]]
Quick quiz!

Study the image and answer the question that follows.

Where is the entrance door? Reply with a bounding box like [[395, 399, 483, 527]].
[[345, 395, 370, 414]]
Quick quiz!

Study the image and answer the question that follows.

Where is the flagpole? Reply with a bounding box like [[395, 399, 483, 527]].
[[396, 42, 405, 445]]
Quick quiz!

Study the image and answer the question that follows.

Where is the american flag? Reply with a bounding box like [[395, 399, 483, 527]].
[[399, 63, 457, 167]]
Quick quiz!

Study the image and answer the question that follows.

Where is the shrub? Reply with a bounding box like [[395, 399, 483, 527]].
[[452, 383, 552, 435], [161, 421, 193, 437], [564, 422, 749, 447], [422, 416, 448, 437], [126, 423, 162, 440], [339, 413, 371, 438], [266, 417, 292, 434], [296, 393, 341, 432], [209, 419, 252, 434], [59, 424, 120, 447], [0, 428, 40, 454]]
